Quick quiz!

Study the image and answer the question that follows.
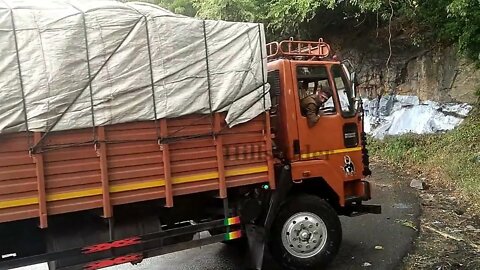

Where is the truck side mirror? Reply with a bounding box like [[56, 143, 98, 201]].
[[350, 71, 356, 97], [341, 62, 356, 92]]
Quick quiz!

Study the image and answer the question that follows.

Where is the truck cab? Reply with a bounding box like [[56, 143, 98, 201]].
[[258, 39, 380, 270], [267, 39, 373, 210]]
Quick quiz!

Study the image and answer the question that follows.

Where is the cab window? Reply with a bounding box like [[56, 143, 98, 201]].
[[296, 66, 335, 116], [331, 64, 355, 116]]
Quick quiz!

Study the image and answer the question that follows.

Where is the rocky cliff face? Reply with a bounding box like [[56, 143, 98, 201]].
[[333, 37, 479, 104], [398, 47, 479, 103]]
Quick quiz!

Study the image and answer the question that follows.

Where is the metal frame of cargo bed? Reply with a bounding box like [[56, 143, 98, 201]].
[[0, 216, 244, 269]]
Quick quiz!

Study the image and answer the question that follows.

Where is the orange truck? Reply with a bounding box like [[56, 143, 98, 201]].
[[0, 37, 380, 270], [0, 3, 379, 269]]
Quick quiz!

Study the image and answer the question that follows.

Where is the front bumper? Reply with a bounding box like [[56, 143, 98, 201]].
[[342, 180, 381, 216]]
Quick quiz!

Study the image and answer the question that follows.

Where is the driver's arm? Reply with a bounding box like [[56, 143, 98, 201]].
[[305, 103, 320, 127]]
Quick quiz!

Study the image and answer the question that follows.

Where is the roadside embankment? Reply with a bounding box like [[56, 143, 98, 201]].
[[368, 106, 480, 269], [368, 106, 479, 211]]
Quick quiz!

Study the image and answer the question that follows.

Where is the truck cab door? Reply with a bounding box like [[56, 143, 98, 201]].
[[291, 63, 359, 162]]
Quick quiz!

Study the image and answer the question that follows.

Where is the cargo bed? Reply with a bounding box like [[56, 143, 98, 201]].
[[0, 113, 274, 228]]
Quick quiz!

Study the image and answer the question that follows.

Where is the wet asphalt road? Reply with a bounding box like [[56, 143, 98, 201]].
[[18, 164, 420, 270], [110, 164, 420, 270]]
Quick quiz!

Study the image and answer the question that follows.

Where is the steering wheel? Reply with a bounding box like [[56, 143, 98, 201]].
[[318, 106, 335, 114]]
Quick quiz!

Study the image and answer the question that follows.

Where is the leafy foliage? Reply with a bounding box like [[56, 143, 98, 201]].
[[447, 0, 480, 63], [265, 0, 323, 34], [149, 0, 197, 16], [144, 0, 480, 64], [193, 0, 263, 21]]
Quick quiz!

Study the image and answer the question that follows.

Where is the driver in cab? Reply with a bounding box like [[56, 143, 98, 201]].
[[300, 82, 333, 127]]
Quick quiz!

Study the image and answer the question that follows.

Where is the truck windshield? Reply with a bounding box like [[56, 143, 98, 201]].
[[331, 64, 355, 117]]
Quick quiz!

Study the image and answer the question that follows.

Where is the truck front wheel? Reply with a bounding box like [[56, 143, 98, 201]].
[[269, 195, 342, 270]]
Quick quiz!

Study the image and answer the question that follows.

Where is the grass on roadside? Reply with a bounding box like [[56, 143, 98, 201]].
[[368, 107, 480, 210]]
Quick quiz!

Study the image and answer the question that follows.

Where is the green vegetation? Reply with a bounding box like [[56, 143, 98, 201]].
[[156, 0, 197, 16], [148, 0, 480, 64], [369, 107, 480, 208]]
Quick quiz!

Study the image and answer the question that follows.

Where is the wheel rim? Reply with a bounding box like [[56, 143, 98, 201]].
[[281, 212, 328, 259]]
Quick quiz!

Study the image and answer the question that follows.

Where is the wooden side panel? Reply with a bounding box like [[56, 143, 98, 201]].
[[43, 129, 102, 216], [222, 114, 270, 188], [0, 133, 38, 223], [106, 121, 165, 206], [0, 113, 273, 225], [168, 115, 218, 200]]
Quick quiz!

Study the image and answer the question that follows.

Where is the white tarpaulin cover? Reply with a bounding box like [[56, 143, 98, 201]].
[[0, 0, 270, 134], [364, 95, 473, 139]]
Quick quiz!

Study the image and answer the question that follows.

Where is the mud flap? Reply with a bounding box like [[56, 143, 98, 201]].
[[244, 165, 293, 270], [245, 224, 266, 270]]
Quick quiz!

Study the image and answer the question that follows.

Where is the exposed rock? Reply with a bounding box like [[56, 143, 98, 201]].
[[339, 43, 479, 104], [466, 225, 477, 232], [410, 179, 426, 190]]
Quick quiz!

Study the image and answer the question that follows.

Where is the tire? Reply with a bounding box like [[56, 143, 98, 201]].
[[269, 195, 342, 270]]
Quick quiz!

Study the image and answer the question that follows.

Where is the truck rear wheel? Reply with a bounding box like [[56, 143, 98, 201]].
[[269, 195, 342, 270]]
